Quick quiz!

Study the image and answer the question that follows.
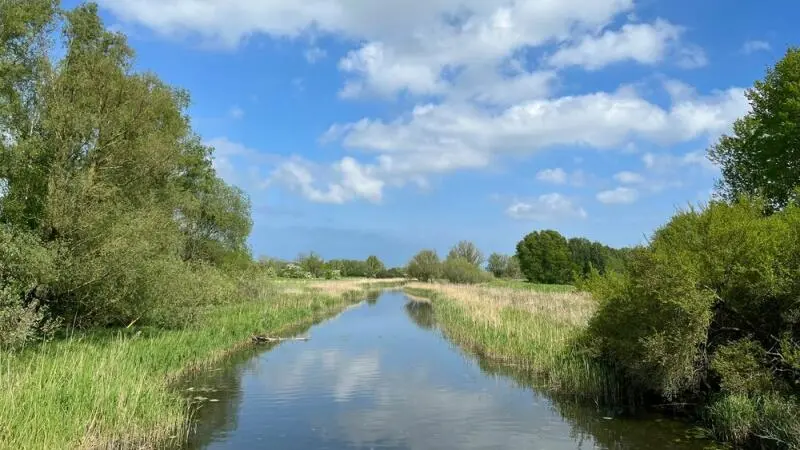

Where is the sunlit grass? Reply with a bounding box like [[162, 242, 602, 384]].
[[405, 282, 623, 404], [0, 279, 398, 450], [482, 278, 576, 293]]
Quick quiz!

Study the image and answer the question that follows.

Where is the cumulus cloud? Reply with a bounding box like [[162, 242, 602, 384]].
[[271, 157, 385, 204], [536, 168, 587, 186], [506, 194, 587, 221], [597, 187, 638, 204], [547, 19, 683, 70], [97, 0, 748, 205], [613, 171, 644, 184]]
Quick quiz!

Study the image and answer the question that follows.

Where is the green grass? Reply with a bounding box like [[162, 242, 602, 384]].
[[404, 285, 623, 405], [0, 280, 394, 450], [482, 278, 576, 293]]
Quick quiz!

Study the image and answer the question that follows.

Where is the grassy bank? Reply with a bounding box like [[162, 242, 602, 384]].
[[0, 278, 397, 450], [404, 282, 625, 406]]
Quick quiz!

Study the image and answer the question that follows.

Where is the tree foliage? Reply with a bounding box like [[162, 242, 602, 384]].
[[586, 199, 800, 446], [442, 256, 490, 284], [486, 253, 521, 279], [709, 48, 800, 211], [407, 250, 441, 282], [447, 240, 484, 267], [364, 255, 385, 278], [516, 230, 573, 284], [0, 3, 252, 333]]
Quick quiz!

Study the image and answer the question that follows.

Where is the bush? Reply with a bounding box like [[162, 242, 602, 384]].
[[280, 263, 313, 279], [442, 257, 492, 284], [585, 199, 800, 446]]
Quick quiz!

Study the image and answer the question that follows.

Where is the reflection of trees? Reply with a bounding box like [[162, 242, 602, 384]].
[[404, 301, 436, 330], [473, 359, 710, 450], [365, 290, 381, 305]]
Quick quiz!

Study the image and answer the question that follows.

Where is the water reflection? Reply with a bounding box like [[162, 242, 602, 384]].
[[404, 300, 435, 330], [184, 292, 712, 450]]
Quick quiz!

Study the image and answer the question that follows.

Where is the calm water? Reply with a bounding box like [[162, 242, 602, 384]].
[[183, 291, 712, 449]]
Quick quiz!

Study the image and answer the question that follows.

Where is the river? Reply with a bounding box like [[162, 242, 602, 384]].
[[182, 291, 713, 449]]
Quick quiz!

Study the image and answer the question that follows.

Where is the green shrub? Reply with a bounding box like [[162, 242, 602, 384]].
[[586, 199, 800, 446], [280, 263, 313, 279], [442, 257, 492, 284]]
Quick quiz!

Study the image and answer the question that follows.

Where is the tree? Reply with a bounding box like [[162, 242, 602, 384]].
[[364, 255, 385, 278], [487, 253, 509, 278], [0, 3, 256, 328], [447, 241, 484, 267], [407, 250, 441, 282], [709, 48, 800, 211], [516, 230, 573, 284], [506, 255, 522, 279], [297, 252, 324, 278]]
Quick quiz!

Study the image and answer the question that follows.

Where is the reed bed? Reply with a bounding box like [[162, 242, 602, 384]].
[[405, 282, 625, 405]]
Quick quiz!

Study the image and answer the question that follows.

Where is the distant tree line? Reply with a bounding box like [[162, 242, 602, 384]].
[[258, 253, 404, 280]]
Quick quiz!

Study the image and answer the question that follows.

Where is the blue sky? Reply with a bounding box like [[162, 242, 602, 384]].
[[74, 0, 798, 266]]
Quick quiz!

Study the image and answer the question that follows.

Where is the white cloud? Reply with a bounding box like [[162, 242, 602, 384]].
[[547, 19, 683, 70], [742, 40, 770, 54], [229, 106, 244, 119], [614, 171, 644, 184], [597, 187, 638, 204], [536, 168, 587, 186], [98, 1, 749, 205], [642, 150, 716, 172], [304, 46, 327, 63], [536, 168, 567, 184], [676, 44, 708, 68], [333, 86, 747, 172], [271, 157, 385, 204], [506, 193, 587, 221]]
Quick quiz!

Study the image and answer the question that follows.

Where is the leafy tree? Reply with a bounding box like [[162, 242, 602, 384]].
[[447, 240, 484, 267], [297, 252, 324, 278], [709, 48, 800, 211], [0, 3, 255, 327], [364, 255, 385, 278], [516, 230, 572, 284], [407, 250, 441, 282], [487, 253, 509, 278], [506, 255, 522, 279]]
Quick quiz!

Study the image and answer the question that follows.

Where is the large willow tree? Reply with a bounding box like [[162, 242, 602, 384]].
[[1, 0, 252, 331]]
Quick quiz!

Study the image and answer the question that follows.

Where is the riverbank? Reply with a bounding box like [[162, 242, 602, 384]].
[[404, 283, 625, 406], [0, 278, 399, 450]]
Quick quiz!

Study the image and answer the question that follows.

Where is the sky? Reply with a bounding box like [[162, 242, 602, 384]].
[[69, 0, 799, 266]]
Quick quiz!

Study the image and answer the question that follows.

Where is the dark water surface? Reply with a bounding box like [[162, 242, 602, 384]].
[[184, 291, 713, 449]]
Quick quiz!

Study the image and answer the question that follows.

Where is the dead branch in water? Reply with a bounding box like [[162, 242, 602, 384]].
[[251, 335, 310, 344]]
